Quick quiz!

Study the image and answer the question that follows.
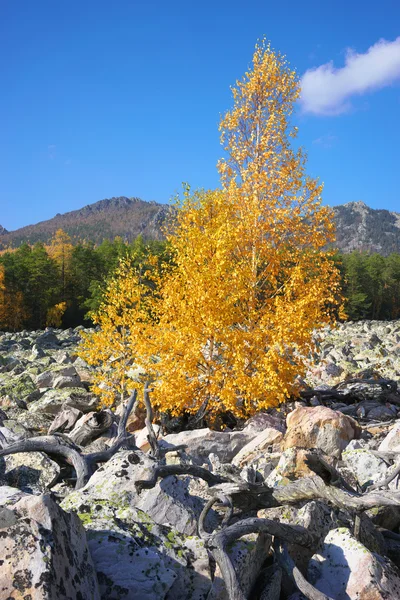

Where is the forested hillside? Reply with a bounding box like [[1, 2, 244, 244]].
[[0, 197, 171, 249], [1, 196, 399, 255]]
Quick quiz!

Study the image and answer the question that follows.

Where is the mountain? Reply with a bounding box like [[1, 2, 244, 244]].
[[0, 197, 172, 249], [332, 201, 400, 256], [1, 197, 399, 255]]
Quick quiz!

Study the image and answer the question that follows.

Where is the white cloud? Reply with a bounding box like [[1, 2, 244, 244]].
[[300, 37, 400, 116], [312, 134, 337, 148]]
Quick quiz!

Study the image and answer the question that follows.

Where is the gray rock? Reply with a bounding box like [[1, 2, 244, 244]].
[[342, 448, 388, 488], [62, 450, 211, 536], [48, 406, 83, 434], [0, 450, 60, 492], [28, 387, 99, 415], [308, 527, 400, 599], [61, 494, 212, 600], [0, 492, 100, 599], [35, 365, 80, 389], [161, 427, 258, 464]]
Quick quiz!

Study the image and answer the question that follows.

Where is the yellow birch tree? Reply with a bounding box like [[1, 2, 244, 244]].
[[80, 39, 342, 418], [142, 40, 342, 417]]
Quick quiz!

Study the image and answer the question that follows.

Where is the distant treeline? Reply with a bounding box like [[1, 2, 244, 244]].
[[0, 229, 400, 330], [336, 251, 400, 321], [0, 230, 167, 331]]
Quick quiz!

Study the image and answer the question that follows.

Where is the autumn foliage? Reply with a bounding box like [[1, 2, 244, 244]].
[[78, 40, 343, 417]]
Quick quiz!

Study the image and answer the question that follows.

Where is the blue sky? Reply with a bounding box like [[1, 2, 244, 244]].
[[1, 0, 399, 231]]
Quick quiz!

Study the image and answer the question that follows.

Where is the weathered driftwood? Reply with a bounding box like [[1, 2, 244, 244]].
[[0, 391, 139, 489], [69, 410, 114, 446], [0, 435, 92, 489], [207, 518, 317, 600], [144, 382, 160, 459], [274, 539, 334, 600]]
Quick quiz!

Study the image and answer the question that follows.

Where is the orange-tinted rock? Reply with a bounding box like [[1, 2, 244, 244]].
[[283, 406, 360, 458]]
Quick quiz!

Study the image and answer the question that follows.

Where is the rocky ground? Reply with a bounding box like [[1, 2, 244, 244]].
[[0, 321, 400, 599]]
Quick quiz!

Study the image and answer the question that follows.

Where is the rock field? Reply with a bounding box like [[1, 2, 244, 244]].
[[0, 320, 400, 599]]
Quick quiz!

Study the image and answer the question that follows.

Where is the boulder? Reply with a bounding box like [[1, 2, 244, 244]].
[[342, 448, 389, 488], [231, 427, 283, 469], [61, 496, 212, 600], [161, 427, 258, 464], [308, 528, 400, 599], [35, 365, 81, 389], [62, 450, 212, 536], [379, 420, 400, 452], [282, 406, 360, 458], [0, 450, 60, 493], [0, 492, 100, 599], [48, 406, 83, 434], [28, 387, 99, 415]]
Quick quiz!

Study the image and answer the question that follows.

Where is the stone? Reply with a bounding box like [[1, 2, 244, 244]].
[[0, 493, 100, 599], [0, 450, 60, 492], [0, 372, 36, 401], [366, 404, 397, 420], [342, 448, 389, 488], [35, 364, 80, 389], [62, 450, 211, 536], [264, 448, 328, 487], [282, 406, 360, 458], [28, 387, 99, 415], [61, 495, 212, 600], [379, 420, 400, 452], [48, 406, 83, 434], [308, 528, 400, 600], [231, 427, 283, 468], [35, 330, 61, 347], [161, 427, 258, 464]]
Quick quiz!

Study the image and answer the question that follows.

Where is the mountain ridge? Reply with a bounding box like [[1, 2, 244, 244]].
[[1, 196, 399, 255]]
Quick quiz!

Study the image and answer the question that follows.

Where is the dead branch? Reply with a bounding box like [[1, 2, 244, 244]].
[[117, 390, 138, 439], [0, 435, 92, 489], [135, 463, 228, 493], [198, 494, 233, 540], [69, 410, 114, 446], [144, 382, 160, 459], [273, 539, 334, 600], [207, 518, 317, 600], [0, 389, 140, 490]]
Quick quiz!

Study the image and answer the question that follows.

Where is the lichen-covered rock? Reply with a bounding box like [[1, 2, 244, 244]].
[[28, 386, 99, 414], [61, 494, 212, 600], [0, 450, 60, 492], [282, 406, 360, 458], [0, 372, 36, 401], [308, 528, 400, 599], [62, 450, 209, 535], [342, 448, 389, 488], [0, 492, 100, 599]]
